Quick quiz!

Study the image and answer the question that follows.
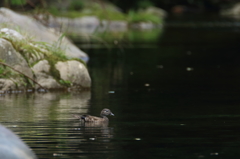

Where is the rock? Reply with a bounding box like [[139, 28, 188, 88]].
[[48, 16, 100, 34], [55, 60, 91, 88], [0, 38, 33, 78], [32, 60, 63, 89], [221, 2, 240, 16], [0, 38, 33, 90], [144, 6, 167, 18], [0, 79, 16, 91], [0, 124, 37, 159], [47, 16, 128, 35], [0, 28, 25, 41], [0, 7, 89, 62]]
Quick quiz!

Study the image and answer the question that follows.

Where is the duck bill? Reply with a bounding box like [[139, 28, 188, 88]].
[[111, 113, 114, 116]]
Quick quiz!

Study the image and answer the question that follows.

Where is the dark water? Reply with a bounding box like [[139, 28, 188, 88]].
[[1, 16, 240, 158]]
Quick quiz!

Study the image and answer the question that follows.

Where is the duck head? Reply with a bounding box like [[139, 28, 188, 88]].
[[100, 108, 114, 117]]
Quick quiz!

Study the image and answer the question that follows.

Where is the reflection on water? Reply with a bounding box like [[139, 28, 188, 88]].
[[0, 91, 115, 158], [0, 91, 91, 122], [71, 28, 163, 49]]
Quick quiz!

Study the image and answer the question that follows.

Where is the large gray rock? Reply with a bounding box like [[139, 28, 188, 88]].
[[0, 39, 33, 78], [0, 7, 89, 62], [55, 60, 91, 88], [31, 60, 63, 89], [0, 124, 37, 159]]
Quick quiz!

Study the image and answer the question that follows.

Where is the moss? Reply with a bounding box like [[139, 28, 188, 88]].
[[59, 79, 71, 87]]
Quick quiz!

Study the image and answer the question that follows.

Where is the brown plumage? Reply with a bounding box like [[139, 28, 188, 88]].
[[73, 108, 114, 122]]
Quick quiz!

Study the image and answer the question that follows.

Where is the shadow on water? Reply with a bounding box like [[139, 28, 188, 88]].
[[2, 14, 240, 158]]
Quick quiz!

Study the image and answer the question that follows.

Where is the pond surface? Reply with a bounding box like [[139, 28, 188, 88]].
[[1, 15, 240, 158]]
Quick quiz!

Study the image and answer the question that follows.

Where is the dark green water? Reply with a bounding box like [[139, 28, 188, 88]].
[[1, 16, 240, 158]]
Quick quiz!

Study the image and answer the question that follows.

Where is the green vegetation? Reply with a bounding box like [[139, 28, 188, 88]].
[[5, 0, 26, 5], [127, 10, 162, 24], [0, 66, 10, 79], [46, 0, 162, 24], [68, 0, 84, 11], [48, 8, 162, 24], [49, 8, 126, 21], [59, 79, 72, 87], [137, 0, 154, 9]]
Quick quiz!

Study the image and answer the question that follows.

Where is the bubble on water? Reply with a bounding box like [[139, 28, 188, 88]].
[[186, 51, 192, 55], [157, 65, 163, 69], [145, 83, 150, 87], [53, 153, 62, 156], [210, 152, 218, 156], [135, 138, 141, 140], [186, 67, 194, 71]]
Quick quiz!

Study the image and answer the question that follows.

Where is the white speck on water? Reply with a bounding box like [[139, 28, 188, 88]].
[[180, 124, 185, 126], [186, 51, 192, 55], [157, 65, 163, 69], [145, 83, 150, 87], [53, 153, 62, 156], [109, 91, 115, 93], [210, 152, 218, 156], [135, 138, 141, 140], [89, 138, 96, 140], [186, 67, 194, 71]]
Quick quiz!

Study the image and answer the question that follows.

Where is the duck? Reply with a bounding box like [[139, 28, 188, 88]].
[[73, 108, 114, 122]]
